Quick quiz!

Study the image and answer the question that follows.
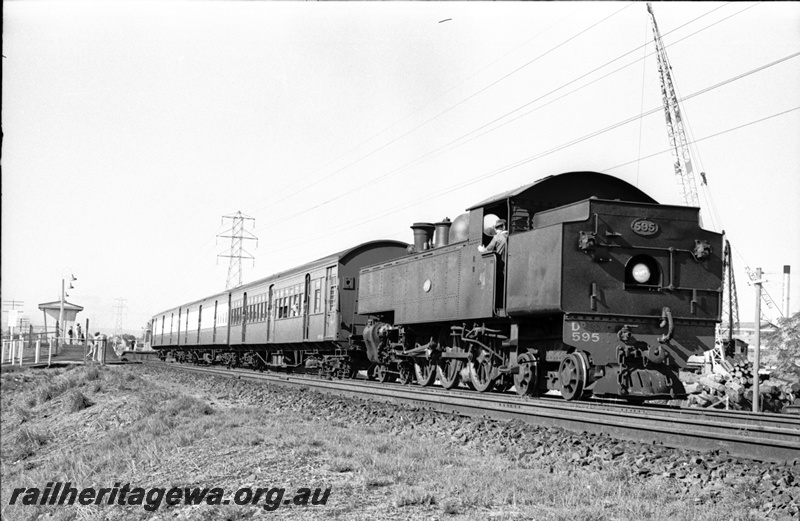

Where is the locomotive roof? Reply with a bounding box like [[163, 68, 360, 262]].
[[466, 171, 658, 211]]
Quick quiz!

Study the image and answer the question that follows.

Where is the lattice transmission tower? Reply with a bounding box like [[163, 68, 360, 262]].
[[217, 211, 257, 289], [113, 298, 128, 338]]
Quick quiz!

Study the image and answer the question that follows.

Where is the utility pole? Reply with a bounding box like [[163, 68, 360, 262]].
[[217, 211, 257, 290], [783, 265, 791, 318], [752, 267, 763, 413]]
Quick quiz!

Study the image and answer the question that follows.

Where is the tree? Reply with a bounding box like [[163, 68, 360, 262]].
[[763, 311, 800, 382]]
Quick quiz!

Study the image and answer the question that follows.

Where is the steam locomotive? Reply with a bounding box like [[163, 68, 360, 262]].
[[150, 171, 723, 401]]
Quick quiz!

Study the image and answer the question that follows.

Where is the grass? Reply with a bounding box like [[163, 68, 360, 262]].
[[0, 364, 795, 520]]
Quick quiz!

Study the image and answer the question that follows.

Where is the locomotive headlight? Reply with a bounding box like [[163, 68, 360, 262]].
[[631, 263, 651, 283]]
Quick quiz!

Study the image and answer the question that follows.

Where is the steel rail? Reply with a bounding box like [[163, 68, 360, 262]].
[[149, 361, 800, 463]]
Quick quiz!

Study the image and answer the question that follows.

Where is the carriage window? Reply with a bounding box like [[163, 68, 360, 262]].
[[328, 281, 337, 312]]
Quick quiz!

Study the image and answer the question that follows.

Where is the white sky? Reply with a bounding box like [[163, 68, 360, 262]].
[[3, 1, 799, 334]]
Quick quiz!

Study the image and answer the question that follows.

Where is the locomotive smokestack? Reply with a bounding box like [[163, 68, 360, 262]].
[[410, 222, 435, 252], [434, 218, 452, 248], [783, 265, 791, 318]]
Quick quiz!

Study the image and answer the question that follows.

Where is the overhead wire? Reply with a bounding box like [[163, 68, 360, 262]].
[[248, 4, 635, 216], [243, 5, 583, 214], [653, 1, 764, 234], [436, 2, 751, 157], [265, 62, 800, 254], [636, 13, 650, 187], [169, 103, 800, 301], [601, 106, 800, 172], [145, 3, 788, 311], [276, 48, 800, 244], [140, 7, 608, 312], [162, 36, 798, 300], [251, 3, 751, 233]]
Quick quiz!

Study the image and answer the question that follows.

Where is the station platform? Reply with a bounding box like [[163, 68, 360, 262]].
[[1, 340, 121, 368]]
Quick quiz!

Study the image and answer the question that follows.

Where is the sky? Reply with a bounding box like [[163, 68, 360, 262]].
[[3, 1, 799, 336]]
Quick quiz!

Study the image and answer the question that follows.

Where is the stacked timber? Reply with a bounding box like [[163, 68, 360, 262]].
[[681, 363, 800, 412]]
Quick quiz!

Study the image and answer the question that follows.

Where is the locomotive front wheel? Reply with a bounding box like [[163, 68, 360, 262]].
[[513, 353, 538, 396], [375, 364, 395, 383], [366, 364, 378, 381], [469, 358, 495, 393], [414, 360, 437, 387], [398, 363, 413, 385], [558, 352, 588, 401], [437, 359, 461, 389]]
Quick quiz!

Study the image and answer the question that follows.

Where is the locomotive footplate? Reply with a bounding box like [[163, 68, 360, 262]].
[[563, 313, 716, 399]]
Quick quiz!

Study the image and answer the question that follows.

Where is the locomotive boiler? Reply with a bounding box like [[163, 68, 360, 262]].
[[355, 171, 723, 400]]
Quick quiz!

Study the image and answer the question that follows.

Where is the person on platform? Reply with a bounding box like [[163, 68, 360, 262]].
[[478, 219, 508, 256], [67, 327, 74, 345], [87, 332, 101, 362]]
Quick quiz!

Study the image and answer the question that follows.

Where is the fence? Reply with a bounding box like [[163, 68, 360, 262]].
[[1, 333, 52, 366], [1, 327, 108, 367]]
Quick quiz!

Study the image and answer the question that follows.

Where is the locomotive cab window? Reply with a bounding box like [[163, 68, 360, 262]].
[[481, 208, 509, 247], [624, 255, 662, 290]]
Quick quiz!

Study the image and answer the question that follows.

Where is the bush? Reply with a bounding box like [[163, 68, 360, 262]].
[[7, 426, 51, 461], [64, 390, 93, 413]]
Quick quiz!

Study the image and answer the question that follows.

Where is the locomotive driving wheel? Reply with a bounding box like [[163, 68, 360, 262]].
[[414, 360, 436, 386], [558, 352, 588, 401], [469, 349, 496, 393], [437, 357, 461, 389], [513, 352, 538, 396], [437, 329, 462, 389], [366, 363, 378, 381]]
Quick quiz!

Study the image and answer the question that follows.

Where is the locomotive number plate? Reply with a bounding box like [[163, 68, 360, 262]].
[[566, 321, 601, 344], [631, 218, 659, 236]]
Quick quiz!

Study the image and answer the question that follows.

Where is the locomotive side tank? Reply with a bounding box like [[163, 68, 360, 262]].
[[356, 171, 723, 400]]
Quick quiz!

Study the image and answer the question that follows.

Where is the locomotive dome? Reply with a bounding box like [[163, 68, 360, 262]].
[[466, 171, 658, 211]]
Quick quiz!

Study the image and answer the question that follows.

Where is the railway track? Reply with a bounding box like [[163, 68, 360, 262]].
[[147, 360, 800, 464]]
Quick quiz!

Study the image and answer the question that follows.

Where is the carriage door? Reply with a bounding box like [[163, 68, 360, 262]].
[[242, 292, 248, 343], [226, 293, 232, 346], [197, 306, 202, 343], [324, 266, 338, 339], [303, 274, 311, 341], [212, 301, 218, 343], [267, 285, 274, 342]]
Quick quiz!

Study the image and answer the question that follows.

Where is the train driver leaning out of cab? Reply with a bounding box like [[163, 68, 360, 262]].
[[478, 219, 508, 256]]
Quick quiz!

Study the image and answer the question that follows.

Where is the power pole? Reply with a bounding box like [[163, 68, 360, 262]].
[[752, 268, 763, 413], [113, 298, 128, 339], [217, 211, 257, 290]]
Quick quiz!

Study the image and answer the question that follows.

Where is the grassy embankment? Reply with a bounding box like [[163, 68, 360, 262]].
[[0, 364, 784, 520]]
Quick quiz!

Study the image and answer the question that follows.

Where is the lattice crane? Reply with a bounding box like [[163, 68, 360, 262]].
[[646, 3, 701, 208], [646, 3, 739, 370]]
